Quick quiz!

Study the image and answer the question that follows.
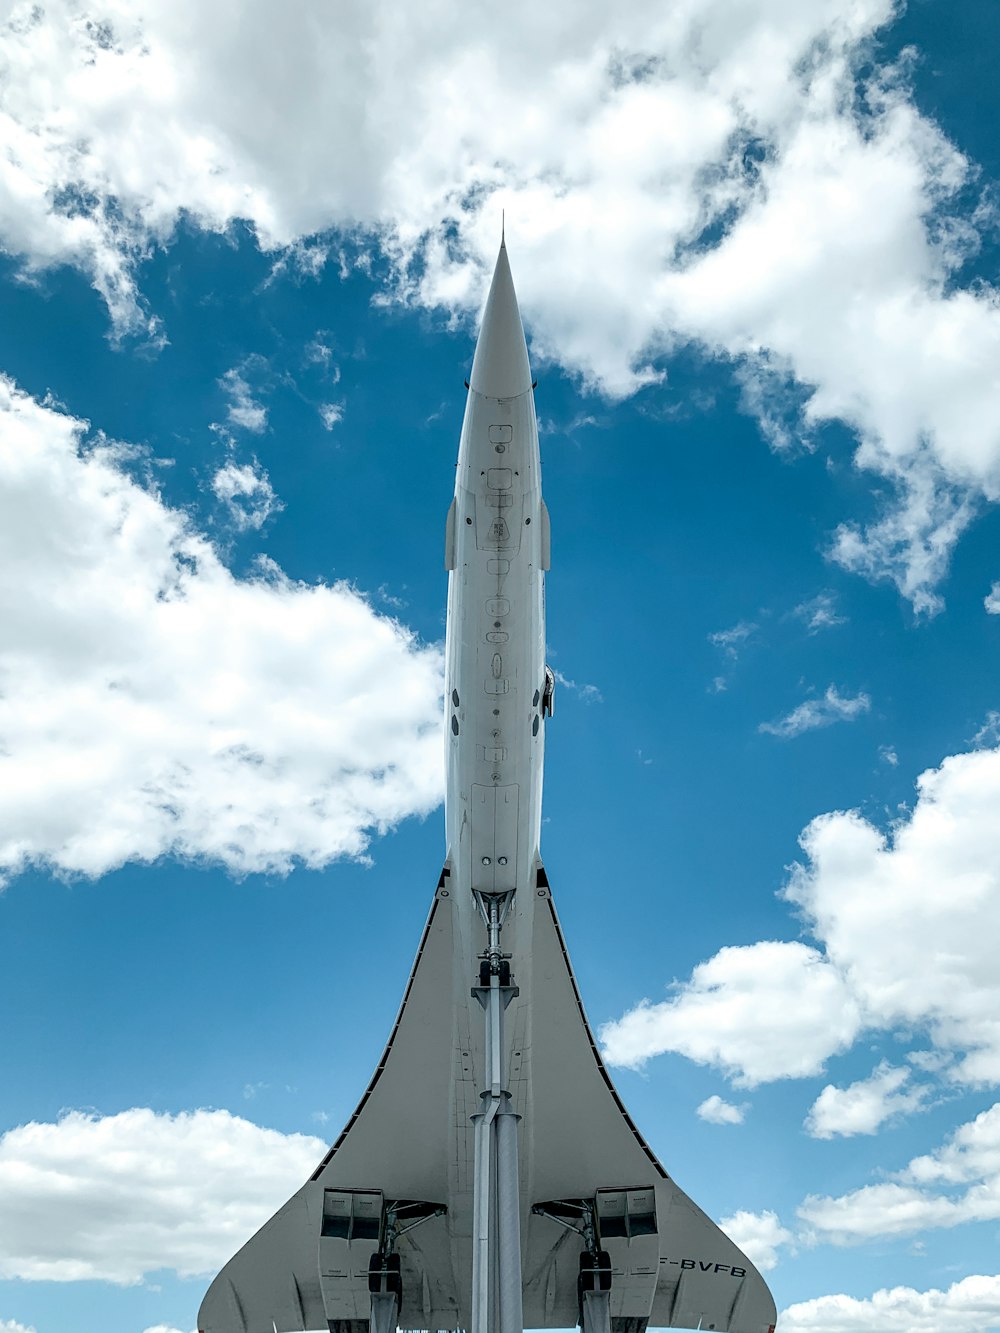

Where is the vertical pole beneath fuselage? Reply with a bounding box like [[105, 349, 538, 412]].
[[471, 898, 523, 1333], [471, 1093, 496, 1333], [495, 1098, 522, 1333]]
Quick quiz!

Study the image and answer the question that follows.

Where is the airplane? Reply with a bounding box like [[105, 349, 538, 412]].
[[198, 239, 778, 1333]]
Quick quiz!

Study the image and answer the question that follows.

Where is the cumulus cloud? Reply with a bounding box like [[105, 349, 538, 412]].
[[600, 940, 861, 1084], [759, 685, 871, 738], [805, 1062, 929, 1139], [602, 743, 1000, 1088], [787, 745, 1000, 1085], [0, 376, 444, 882], [720, 1210, 792, 1272], [799, 1102, 1000, 1245], [0, 1321, 36, 1333], [987, 582, 1000, 614], [779, 1273, 1000, 1333], [211, 459, 282, 530], [697, 1095, 746, 1125], [2, 0, 1000, 604], [0, 1108, 323, 1283]]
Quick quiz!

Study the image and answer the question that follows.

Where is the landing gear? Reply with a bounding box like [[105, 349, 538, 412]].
[[532, 1199, 613, 1333], [578, 1249, 613, 1333], [367, 1253, 401, 1333], [365, 1201, 445, 1333]]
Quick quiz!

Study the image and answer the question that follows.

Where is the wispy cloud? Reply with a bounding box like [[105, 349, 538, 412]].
[[552, 669, 602, 704], [219, 364, 268, 434], [985, 582, 1000, 614], [972, 711, 1000, 747], [791, 592, 846, 634], [212, 460, 282, 531], [319, 402, 345, 431], [304, 337, 341, 382], [759, 686, 870, 739], [709, 620, 757, 660], [265, 238, 329, 285]]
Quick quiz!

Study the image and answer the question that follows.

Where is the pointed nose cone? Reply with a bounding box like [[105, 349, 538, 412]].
[[469, 241, 533, 398]]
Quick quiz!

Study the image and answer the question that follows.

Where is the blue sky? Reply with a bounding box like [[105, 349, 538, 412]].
[[2, 1, 1000, 1331]]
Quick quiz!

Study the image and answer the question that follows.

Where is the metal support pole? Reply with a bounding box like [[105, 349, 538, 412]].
[[471, 1096, 498, 1333], [470, 892, 522, 1333], [495, 1098, 522, 1333]]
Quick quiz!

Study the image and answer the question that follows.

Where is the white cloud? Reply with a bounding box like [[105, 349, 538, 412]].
[[759, 685, 871, 739], [708, 620, 757, 659], [142, 1327, 193, 1333], [319, 402, 344, 431], [779, 1273, 1000, 1333], [720, 1210, 792, 1272], [879, 743, 899, 766], [211, 459, 282, 531], [792, 592, 846, 633], [600, 940, 861, 1084], [304, 338, 340, 381], [787, 745, 1000, 1085], [972, 712, 1000, 747], [829, 458, 977, 616], [805, 1061, 929, 1139], [0, 376, 444, 882], [219, 366, 268, 434], [0, 1321, 36, 1333], [0, 1108, 323, 1284], [697, 1094, 746, 1125], [799, 1102, 1000, 1245], [551, 669, 603, 704], [987, 582, 1000, 614], [603, 743, 1000, 1088], [2, 1, 999, 604]]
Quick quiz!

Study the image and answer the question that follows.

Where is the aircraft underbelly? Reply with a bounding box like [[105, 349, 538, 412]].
[[198, 884, 774, 1333]]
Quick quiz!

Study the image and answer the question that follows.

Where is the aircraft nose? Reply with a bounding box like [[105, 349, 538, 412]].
[[469, 240, 533, 399]]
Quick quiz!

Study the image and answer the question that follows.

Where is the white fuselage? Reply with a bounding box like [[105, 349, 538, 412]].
[[443, 383, 547, 932]]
